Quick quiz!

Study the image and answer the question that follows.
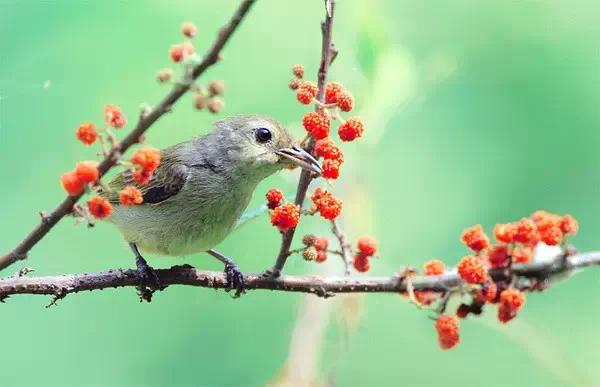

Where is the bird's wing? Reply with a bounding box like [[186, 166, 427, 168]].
[[103, 159, 190, 205]]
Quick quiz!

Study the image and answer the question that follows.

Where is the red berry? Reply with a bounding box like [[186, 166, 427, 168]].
[[292, 64, 304, 78], [75, 161, 99, 184], [537, 218, 563, 246], [314, 138, 343, 162], [435, 315, 460, 350], [87, 196, 113, 219], [310, 188, 342, 220], [302, 112, 330, 139], [181, 22, 197, 38], [486, 244, 510, 268], [313, 237, 328, 251], [270, 203, 300, 232], [560, 214, 578, 235], [119, 185, 144, 207], [336, 90, 354, 112], [461, 224, 490, 252], [132, 168, 153, 185], [104, 104, 127, 129], [75, 122, 98, 145], [265, 188, 283, 209], [514, 218, 540, 245], [457, 255, 487, 284], [357, 236, 377, 256], [324, 82, 343, 104], [499, 288, 525, 310], [315, 250, 327, 263], [296, 82, 318, 104], [131, 147, 161, 172], [338, 118, 364, 142], [456, 304, 470, 319], [61, 171, 85, 196], [170, 42, 195, 62], [494, 223, 517, 244], [476, 280, 498, 303], [497, 303, 517, 323], [512, 246, 533, 264], [321, 159, 341, 179], [353, 253, 370, 272], [423, 259, 445, 276]]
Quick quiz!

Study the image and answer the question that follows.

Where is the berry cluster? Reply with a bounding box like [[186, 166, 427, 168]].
[[159, 22, 225, 114], [64, 103, 161, 220], [264, 65, 376, 274], [301, 234, 329, 263], [419, 210, 578, 350], [290, 64, 365, 180]]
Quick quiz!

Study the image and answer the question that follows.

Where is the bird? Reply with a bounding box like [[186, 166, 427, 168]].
[[102, 115, 321, 296]]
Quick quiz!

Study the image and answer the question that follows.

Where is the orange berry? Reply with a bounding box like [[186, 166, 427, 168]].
[[87, 196, 113, 219], [296, 82, 318, 104], [313, 237, 328, 251], [435, 315, 460, 350], [61, 171, 85, 196], [424, 259, 445, 275], [302, 112, 330, 139], [181, 22, 197, 38], [338, 117, 364, 142], [353, 253, 371, 272], [493, 223, 517, 244], [104, 104, 127, 129], [461, 224, 490, 252], [536, 215, 563, 246], [415, 291, 441, 306], [75, 161, 99, 184], [314, 138, 343, 162], [357, 236, 377, 256], [514, 218, 540, 245], [560, 214, 578, 235], [292, 64, 304, 78], [132, 168, 153, 185], [499, 288, 525, 311], [119, 185, 143, 207], [486, 244, 510, 268], [324, 82, 343, 104], [265, 188, 283, 209], [476, 280, 498, 303], [512, 246, 534, 264], [315, 250, 328, 263], [310, 188, 342, 220], [321, 159, 341, 179], [131, 147, 161, 171], [457, 255, 487, 284], [270, 203, 300, 232], [75, 122, 98, 145], [336, 90, 354, 112]]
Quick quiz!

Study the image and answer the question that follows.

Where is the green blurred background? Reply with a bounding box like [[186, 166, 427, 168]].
[[1, 0, 600, 386]]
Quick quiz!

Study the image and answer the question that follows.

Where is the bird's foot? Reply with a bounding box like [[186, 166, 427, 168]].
[[224, 263, 245, 298], [136, 257, 161, 291]]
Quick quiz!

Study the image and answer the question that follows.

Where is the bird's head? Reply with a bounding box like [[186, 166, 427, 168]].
[[212, 115, 322, 179]]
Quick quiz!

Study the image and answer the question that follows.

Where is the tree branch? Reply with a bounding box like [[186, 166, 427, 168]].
[[0, 0, 257, 273], [271, 0, 337, 276], [2, 250, 597, 302]]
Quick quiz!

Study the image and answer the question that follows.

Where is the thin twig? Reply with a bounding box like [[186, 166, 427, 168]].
[[1, 251, 597, 301], [331, 220, 352, 275], [270, 0, 337, 276], [0, 0, 257, 272]]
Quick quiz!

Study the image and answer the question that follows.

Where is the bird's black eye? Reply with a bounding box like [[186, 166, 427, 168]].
[[254, 127, 272, 143]]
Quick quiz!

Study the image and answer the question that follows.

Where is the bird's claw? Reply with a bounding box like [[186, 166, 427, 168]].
[[224, 263, 245, 298], [136, 261, 161, 291]]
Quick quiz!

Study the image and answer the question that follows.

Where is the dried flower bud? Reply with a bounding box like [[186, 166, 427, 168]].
[[207, 98, 224, 113], [208, 80, 225, 96]]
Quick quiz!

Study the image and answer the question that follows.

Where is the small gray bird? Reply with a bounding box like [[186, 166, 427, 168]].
[[103, 115, 321, 296]]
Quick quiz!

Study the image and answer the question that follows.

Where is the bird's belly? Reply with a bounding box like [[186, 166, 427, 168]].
[[110, 196, 246, 257]]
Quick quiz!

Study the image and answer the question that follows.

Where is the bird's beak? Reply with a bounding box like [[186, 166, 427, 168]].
[[276, 145, 322, 176]]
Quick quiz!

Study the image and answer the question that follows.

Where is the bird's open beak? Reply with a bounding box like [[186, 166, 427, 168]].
[[276, 145, 322, 176]]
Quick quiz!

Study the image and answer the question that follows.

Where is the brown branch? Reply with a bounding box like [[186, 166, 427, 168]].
[[2, 250, 598, 302], [271, 0, 337, 276], [0, 0, 257, 272]]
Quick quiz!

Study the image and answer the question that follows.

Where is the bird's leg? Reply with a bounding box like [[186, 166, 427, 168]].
[[130, 242, 161, 290], [206, 249, 245, 298]]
